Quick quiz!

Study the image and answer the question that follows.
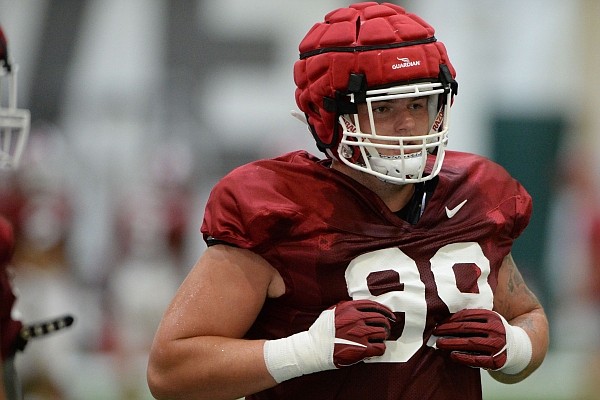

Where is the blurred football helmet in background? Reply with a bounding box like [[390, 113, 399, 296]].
[[0, 26, 30, 170], [294, 2, 457, 184]]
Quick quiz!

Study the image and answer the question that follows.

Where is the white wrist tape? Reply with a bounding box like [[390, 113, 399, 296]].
[[263, 309, 336, 383], [498, 317, 533, 375]]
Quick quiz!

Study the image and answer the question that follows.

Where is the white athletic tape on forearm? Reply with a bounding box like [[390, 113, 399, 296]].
[[498, 317, 533, 375], [264, 308, 336, 383]]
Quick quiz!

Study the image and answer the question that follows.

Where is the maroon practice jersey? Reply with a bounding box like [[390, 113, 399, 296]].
[[0, 215, 22, 361], [201, 150, 532, 400]]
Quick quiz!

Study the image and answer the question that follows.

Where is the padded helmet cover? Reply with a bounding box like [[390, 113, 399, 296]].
[[294, 2, 456, 154]]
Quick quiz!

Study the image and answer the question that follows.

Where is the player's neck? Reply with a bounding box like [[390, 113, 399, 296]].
[[330, 159, 415, 212]]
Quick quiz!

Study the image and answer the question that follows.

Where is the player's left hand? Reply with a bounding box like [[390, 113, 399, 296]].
[[433, 309, 531, 373]]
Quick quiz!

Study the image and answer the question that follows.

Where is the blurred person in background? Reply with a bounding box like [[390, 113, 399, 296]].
[[0, 25, 31, 400], [0, 25, 76, 400], [3, 128, 76, 400], [148, 3, 549, 399], [548, 148, 600, 399], [105, 144, 193, 398]]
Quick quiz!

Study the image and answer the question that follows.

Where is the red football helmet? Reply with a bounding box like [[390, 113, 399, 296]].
[[0, 26, 30, 170], [294, 2, 457, 184]]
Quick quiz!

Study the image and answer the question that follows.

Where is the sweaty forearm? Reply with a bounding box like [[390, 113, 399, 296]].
[[488, 307, 549, 384], [147, 336, 276, 400]]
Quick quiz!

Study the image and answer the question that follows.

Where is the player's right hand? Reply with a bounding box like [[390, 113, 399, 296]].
[[326, 299, 396, 367], [264, 299, 395, 382]]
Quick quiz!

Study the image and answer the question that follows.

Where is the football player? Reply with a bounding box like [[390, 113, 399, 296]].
[[147, 3, 549, 399], [0, 25, 31, 400]]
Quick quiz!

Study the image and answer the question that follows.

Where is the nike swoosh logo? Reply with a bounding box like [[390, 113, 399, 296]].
[[445, 199, 468, 218], [334, 338, 367, 348]]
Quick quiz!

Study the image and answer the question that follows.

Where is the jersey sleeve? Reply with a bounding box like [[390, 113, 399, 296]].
[[200, 164, 304, 252], [509, 183, 532, 239], [484, 165, 532, 241]]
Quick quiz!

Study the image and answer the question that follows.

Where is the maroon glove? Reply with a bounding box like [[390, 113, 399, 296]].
[[331, 299, 396, 367], [433, 309, 508, 370]]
